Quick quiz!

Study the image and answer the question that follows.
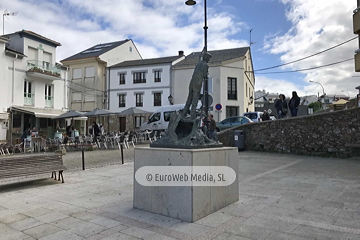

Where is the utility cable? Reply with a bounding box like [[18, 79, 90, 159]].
[[255, 58, 354, 74], [255, 36, 358, 72]]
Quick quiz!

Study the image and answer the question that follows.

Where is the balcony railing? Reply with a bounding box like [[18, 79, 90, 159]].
[[24, 93, 34, 106], [27, 60, 61, 79], [45, 95, 54, 108]]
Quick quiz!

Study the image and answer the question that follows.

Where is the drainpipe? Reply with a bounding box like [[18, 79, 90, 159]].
[[64, 66, 69, 110], [12, 54, 18, 104], [107, 66, 110, 133]]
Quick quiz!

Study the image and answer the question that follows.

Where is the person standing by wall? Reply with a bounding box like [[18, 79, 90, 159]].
[[208, 114, 218, 141], [261, 110, 270, 121], [275, 94, 288, 119], [289, 91, 300, 117]]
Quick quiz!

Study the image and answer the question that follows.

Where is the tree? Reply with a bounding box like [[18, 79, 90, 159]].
[[308, 101, 322, 112]]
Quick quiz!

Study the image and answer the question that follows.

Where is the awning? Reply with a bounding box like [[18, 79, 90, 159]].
[[0, 113, 9, 120], [11, 106, 66, 119]]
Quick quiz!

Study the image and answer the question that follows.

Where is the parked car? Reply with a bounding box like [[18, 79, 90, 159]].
[[243, 112, 263, 122], [216, 116, 252, 132], [139, 102, 202, 132], [270, 115, 276, 120]]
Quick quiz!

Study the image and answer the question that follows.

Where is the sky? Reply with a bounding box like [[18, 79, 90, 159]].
[[1, 0, 359, 98]]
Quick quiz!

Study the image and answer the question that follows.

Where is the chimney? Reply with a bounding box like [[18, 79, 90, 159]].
[[178, 50, 184, 56]]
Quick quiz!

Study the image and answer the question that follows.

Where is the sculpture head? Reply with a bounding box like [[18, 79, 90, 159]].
[[202, 52, 212, 62]]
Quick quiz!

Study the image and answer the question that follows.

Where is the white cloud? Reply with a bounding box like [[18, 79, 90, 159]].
[[255, 76, 307, 97], [262, 0, 359, 97], [0, 0, 247, 61]]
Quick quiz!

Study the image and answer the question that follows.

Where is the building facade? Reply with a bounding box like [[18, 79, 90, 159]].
[[61, 40, 142, 112], [354, 1, 360, 72], [107, 53, 185, 131], [0, 30, 69, 143], [173, 47, 255, 122]]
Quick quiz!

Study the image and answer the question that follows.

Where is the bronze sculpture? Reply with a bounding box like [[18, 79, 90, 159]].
[[150, 48, 223, 149]]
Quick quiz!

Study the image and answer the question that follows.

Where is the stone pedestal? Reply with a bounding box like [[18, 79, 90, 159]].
[[133, 147, 239, 222]]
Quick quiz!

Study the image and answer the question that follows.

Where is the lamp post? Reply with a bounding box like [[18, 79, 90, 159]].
[[341, 90, 350, 99], [185, 0, 210, 135], [309, 80, 326, 109]]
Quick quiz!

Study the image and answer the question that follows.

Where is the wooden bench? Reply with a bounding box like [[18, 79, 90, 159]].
[[0, 154, 67, 183]]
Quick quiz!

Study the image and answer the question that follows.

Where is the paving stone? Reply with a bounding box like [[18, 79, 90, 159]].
[[23, 224, 62, 239], [196, 211, 234, 228], [226, 224, 275, 240], [212, 232, 253, 240], [87, 232, 140, 240], [265, 231, 313, 240], [22, 208, 53, 218], [51, 217, 88, 230], [71, 211, 101, 221], [38, 230, 84, 240], [90, 217, 122, 228], [36, 212, 69, 223], [67, 222, 107, 237], [292, 224, 347, 240], [120, 226, 157, 239], [0, 213, 29, 224], [10, 217, 44, 231], [99, 224, 129, 236]]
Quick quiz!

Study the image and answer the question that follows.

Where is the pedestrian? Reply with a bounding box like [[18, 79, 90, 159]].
[[66, 122, 73, 137], [20, 128, 30, 148], [92, 121, 100, 143], [275, 94, 288, 119], [289, 91, 300, 117], [208, 114, 218, 141], [31, 127, 38, 137], [261, 110, 270, 121]]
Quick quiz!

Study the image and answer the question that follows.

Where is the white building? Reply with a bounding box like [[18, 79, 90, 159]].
[[108, 53, 186, 113], [107, 53, 185, 131], [0, 30, 69, 143], [61, 40, 142, 113], [173, 47, 255, 122]]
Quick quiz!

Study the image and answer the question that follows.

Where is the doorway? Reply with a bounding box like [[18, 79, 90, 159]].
[[119, 117, 126, 132]]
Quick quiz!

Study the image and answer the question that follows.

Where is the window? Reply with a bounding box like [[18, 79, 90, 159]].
[[43, 61, 50, 70], [85, 67, 95, 77], [119, 73, 125, 85], [24, 81, 32, 95], [228, 78, 237, 100], [154, 71, 161, 82], [45, 85, 53, 107], [164, 111, 174, 122], [133, 72, 146, 83], [135, 116, 145, 128], [129, 46, 132, 52], [149, 112, 161, 123], [136, 93, 143, 107], [119, 94, 126, 107], [72, 92, 82, 102], [154, 92, 161, 106], [73, 68, 82, 79], [226, 106, 238, 118]]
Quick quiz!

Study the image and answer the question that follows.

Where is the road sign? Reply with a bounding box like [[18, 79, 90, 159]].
[[267, 109, 272, 114], [201, 94, 213, 106], [215, 104, 222, 111]]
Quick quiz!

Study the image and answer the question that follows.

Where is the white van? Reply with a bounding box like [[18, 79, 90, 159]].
[[139, 103, 201, 132]]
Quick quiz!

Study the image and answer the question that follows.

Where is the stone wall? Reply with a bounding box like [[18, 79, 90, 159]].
[[218, 107, 360, 158]]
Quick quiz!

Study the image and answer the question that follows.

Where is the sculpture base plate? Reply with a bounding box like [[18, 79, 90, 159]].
[[150, 142, 223, 149]]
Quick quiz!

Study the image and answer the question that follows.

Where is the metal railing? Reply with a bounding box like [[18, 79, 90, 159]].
[[27, 60, 61, 77], [24, 93, 34, 105]]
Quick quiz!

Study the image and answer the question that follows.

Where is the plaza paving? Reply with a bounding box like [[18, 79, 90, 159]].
[[1, 151, 360, 239]]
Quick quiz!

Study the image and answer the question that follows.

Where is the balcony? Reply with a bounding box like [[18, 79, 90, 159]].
[[26, 60, 61, 81], [45, 95, 54, 108], [356, 52, 360, 72], [24, 93, 34, 106], [354, 7, 360, 34]]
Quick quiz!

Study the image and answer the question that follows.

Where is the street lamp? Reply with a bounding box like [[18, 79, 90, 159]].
[[309, 80, 326, 109], [185, 0, 210, 136], [341, 90, 350, 99]]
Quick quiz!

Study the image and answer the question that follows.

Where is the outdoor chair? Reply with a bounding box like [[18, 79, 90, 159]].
[[155, 131, 162, 140], [115, 135, 128, 149], [126, 133, 135, 148], [148, 131, 156, 143]]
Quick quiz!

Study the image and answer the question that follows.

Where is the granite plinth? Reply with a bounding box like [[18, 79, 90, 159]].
[[133, 147, 239, 222]]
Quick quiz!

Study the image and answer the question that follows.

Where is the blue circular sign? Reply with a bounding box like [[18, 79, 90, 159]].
[[215, 104, 222, 111]]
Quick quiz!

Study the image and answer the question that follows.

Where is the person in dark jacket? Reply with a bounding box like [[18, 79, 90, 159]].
[[275, 94, 288, 119], [289, 91, 301, 117], [208, 115, 218, 141], [92, 121, 100, 143], [20, 128, 30, 148], [261, 110, 270, 121]]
